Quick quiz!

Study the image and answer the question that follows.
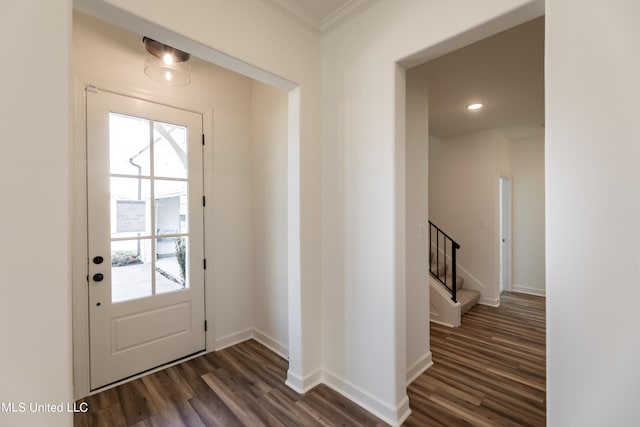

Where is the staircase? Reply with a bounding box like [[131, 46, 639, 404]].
[[429, 221, 480, 327]]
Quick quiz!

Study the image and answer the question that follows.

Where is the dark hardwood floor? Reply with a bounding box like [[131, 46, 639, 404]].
[[405, 291, 546, 426], [76, 291, 545, 426], [74, 339, 386, 427]]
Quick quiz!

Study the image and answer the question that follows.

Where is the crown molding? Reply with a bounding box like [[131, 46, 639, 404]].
[[259, 0, 322, 35], [321, 0, 380, 35], [258, 0, 380, 36]]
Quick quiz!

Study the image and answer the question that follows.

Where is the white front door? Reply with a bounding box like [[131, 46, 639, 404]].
[[86, 88, 205, 390]]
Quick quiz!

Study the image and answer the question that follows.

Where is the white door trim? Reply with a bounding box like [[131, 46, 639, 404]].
[[87, 88, 205, 390], [72, 80, 213, 398], [499, 176, 512, 292]]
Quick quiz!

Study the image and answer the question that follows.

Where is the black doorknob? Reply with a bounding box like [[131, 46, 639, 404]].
[[93, 256, 104, 265], [93, 273, 104, 282]]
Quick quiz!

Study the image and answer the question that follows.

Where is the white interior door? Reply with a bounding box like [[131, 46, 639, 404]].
[[87, 88, 205, 390]]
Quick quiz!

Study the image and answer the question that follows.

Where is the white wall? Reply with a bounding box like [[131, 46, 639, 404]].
[[429, 129, 545, 301], [429, 130, 502, 305], [74, 10, 295, 389], [72, 12, 256, 395], [405, 69, 431, 383], [511, 136, 545, 295], [546, 0, 640, 425], [78, 0, 324, 392], [321, 0, 543, 422], [251, 81, 289, 356], [0, 1, 73, 426], [2, 1, 557, 425], [497, 130, 513, 177]]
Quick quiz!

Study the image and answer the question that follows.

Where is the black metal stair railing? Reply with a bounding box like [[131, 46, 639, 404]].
[[428, 221, 460, 303]]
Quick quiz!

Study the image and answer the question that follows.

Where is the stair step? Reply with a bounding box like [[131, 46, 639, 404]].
[[429, 262, 447, 276], [445, 273, 464, 291], [430, 268, 464, 291], [457, 289, 481, 315]]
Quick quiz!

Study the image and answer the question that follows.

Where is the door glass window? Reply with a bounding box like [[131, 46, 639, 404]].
[[156, 237, 189, 295], [109, 113, 151, 175], [111, 239, 153, 303], [153, 121, 188, 179], [108, 113, 191, 303], [110, 177, 151, 239], [155, 180, 188, 235]]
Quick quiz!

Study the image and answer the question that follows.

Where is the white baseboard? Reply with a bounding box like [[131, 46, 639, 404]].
[[285, 368, 322, 393], [215, 327, 291, 358], [395, 396, 412, 427], [479, 295, 501, 307], [406, 351, 433, 384], [214, 328, 253, 351], [215, 328, 414, 425], [511, 285, 546, 297], [429, 277, 461, 327], [323, 369, 411, 427], [430, 318, 458, 327], [253, 328, 289, 359], [216, 327, 321, 395]]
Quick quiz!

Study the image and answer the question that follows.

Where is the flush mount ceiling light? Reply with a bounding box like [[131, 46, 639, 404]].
[[466, 103, 483, 110], [143, 37, 191, 86]]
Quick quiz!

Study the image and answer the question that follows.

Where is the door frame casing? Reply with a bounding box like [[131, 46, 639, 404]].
[[499, 175, 512, 292], [87, 88, 205, 390], [72, 78, 214, 398]]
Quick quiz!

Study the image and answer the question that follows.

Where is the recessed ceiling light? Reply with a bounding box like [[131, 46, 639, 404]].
[[466, 103, 483, 110]]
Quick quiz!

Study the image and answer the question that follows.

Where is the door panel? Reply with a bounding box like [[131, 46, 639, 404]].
[[87, 88, 205, 390], [112, 302, 192, 353]]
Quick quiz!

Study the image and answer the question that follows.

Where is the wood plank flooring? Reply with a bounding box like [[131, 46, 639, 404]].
[[404, 291, 546, 426], [76, 291, 545, 426], [74, 339, 387, 427]]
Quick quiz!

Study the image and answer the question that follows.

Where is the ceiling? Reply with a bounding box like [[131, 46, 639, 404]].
[[264, 3, 544, 139], [259, 0, 378, 35], [291, 0, 352, 21], [83, 0, 543, 141], [410, 16, 545, 140]]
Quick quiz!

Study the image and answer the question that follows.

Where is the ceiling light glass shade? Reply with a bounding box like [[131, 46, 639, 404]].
[[466, 103, 483, 110], [143, 37, 191, 86]]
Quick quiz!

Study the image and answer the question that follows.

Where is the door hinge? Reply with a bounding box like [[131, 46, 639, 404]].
[[202, 196, 206, 207], [204, 320, 208, 332], [203, 259, 207, 270], [202, 134, 205, 146]]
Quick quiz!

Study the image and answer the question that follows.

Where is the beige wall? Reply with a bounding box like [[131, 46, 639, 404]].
[[72, 11, 291, 396], [0, 1, 73, 426], [72, 12, 256, 334], [251, 81, 289, 356], [321, 0, 543, 421], [18, 0, 640, 425], [511, 136, 545, 295], [546, 0, 640, 424], [428, 130, 502, 305], [429, 129, 545, 301], [405, 69, 431, 382], [79, 0, 324, 393]]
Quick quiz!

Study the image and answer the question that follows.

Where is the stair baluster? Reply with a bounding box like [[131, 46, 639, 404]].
[[428, 221, 460, 303]]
